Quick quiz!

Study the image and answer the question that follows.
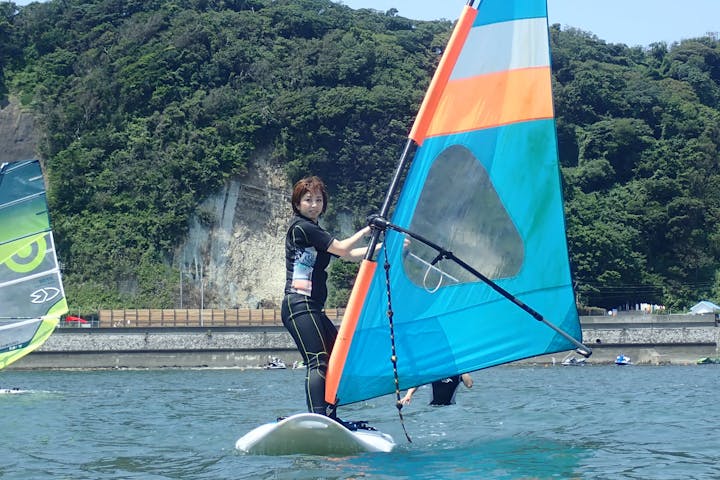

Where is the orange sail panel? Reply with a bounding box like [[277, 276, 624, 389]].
[[325, 259, 377, 405], [422, 66, 553, 138], [411, 12, 553, 144]]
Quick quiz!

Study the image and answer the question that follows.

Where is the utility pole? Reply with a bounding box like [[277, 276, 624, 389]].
[[179, 265, 183, 309]]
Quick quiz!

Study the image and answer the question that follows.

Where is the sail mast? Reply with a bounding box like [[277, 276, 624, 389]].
[[364, 138, 413, 260]]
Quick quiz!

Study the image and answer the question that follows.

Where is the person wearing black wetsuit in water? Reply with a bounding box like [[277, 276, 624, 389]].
[[399, 373, 473, 406]]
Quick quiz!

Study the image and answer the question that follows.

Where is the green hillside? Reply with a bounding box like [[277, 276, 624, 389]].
[[1, 0, 719, 311]]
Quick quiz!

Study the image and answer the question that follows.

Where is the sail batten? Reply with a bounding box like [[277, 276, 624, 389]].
[[327, 0, 587, 407]]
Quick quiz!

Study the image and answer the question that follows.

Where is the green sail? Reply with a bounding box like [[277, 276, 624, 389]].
[[0, 159, 67, 369]]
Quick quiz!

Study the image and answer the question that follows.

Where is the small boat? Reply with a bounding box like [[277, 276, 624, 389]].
[[0, 387, 28, 395], [697, 357, 720, 365], [561, 353, 586, 366], [264, 357, 287, 370], [615, 354, 631, 365]]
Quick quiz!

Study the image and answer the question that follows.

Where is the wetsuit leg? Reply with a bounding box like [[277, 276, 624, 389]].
[[281, 294, 338, 415]]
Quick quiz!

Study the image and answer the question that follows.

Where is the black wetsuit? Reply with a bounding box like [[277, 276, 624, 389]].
[[429, 376, 462, 405], [281, 214, 337, 415]]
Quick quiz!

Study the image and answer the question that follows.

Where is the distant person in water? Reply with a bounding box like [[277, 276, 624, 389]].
[[399, 373, 473, 406], [281, 175, 377, 419]]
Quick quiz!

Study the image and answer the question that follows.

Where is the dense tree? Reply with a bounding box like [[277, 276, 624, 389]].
[[0, 2, 19, 96], [2, 0, 719, 311], [554, 31, 720, 310]]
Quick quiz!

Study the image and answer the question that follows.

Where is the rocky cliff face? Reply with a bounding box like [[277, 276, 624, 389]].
[[0, 97, 39, 163], [1, 100, 296, 308], [176, 154, 291, 308]]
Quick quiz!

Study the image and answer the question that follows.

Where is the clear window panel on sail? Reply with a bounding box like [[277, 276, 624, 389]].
[[402, 145, 523, 290]]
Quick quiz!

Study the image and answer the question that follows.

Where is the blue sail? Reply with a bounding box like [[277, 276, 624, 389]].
[[326, 0, 587, 406]]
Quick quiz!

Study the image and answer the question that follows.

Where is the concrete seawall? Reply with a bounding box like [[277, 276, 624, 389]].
[[8, 314, 720, 370], [12, 327, 300, 370]]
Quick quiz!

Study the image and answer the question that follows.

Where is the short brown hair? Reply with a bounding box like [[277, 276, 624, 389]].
[[291, 176, 328, 215]]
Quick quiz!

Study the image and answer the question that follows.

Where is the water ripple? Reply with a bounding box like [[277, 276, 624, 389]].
[[1, 365, 718, 479]]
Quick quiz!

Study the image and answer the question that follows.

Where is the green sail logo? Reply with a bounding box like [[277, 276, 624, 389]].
[[7, 236, 47, 273]]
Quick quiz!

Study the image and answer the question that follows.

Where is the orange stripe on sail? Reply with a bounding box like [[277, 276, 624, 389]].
[[425, 66, 554, 138], [409, 5, 477, 145], [325, 259, 377, 405]]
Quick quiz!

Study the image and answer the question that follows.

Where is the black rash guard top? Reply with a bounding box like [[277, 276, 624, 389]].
[[284, 215, 336, 305], [430, 375, 462, 405]]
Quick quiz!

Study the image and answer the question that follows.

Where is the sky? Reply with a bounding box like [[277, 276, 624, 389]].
[[12, 0, 719, 47], [339, 0, 720, 47]]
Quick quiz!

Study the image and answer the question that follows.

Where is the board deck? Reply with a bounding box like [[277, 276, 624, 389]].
[[235, 413, 395, 455]]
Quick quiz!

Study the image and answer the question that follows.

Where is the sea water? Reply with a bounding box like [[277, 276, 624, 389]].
[[0, 365, 718, 479]]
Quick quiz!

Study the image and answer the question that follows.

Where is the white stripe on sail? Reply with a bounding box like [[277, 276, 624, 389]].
[[451, 17, 550, 80]]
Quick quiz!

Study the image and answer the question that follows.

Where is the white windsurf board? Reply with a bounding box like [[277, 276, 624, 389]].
[[235, 412, 395, 455], [0, 388, 29, 395]]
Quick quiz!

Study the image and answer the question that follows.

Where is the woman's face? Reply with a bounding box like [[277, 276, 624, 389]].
[[297, 189, 324, 221]]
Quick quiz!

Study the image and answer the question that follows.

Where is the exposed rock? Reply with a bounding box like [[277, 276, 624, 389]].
[[0, 97, 40, 163], [1, 96, 298, 308], [177, 152, 291, 308]]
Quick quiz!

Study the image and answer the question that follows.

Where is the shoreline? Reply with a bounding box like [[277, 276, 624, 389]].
[[11, 346, 718, 371], [6, 313, 719, 370]]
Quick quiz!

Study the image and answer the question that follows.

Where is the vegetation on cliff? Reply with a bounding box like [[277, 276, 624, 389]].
[[1, 0, 719, 311]]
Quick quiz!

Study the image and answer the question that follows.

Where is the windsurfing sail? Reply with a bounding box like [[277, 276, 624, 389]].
[[0, 159, 68, 369], [326, 0, 590, 407]]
